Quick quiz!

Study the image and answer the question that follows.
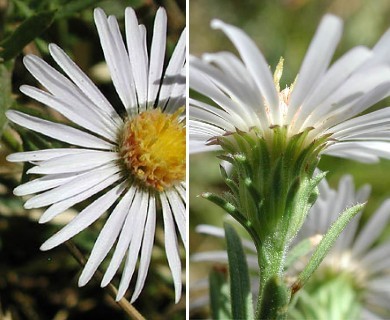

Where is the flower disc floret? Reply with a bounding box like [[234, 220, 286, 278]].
[[120, 108, 186, 191]]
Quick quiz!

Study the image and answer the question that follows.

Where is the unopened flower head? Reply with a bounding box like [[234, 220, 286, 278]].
[[7, 7, 186, 303], [190, 15, 390, 163]]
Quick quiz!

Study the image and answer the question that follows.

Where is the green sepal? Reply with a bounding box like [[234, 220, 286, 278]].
[[285, 171, 326, 241], [291, 202, 366, 294], [209, 266, 232, 320], [0, 10, 56, 61], [224, 222, 254, 320], [259, 276, 290, 320]]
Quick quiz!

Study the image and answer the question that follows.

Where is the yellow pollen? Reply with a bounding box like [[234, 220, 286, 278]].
[[121, 108, 186, 191]]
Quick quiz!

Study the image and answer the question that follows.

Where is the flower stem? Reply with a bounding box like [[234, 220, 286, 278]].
[[255, 241, 289, 319], [65, 240, 146, 320]]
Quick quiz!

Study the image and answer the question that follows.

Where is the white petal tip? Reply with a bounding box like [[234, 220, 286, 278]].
[[100, 277, 110, 288], [24, 202, 33, 210], [210, 19, 223, 30], [156, 7, 166, 15], [5, 110, 14, 119], [125, 7, 135, 15], [26, 167, 36, 174], [40, 242, 51, 251], [13, 188, 23, 196], [38, 216, 50, 224], [78, 276, 88, 287], [323, 13, 343, 24], [115, 289, 126, 302]]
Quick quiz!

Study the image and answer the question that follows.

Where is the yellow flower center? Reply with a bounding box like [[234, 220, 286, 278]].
[[120, 108, 186, 192]]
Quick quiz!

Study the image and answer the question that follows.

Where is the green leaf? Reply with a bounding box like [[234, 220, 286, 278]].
[[0, 62, 14, 135], [291, 202, 365, 294], [224, 222, 254, 320], [259, 276, 290, 320], [0, 10, 56, 61], [56, 0, 100, 19], [209, 267, 231, 319]]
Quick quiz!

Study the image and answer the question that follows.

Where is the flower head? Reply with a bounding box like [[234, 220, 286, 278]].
[[190, 15, 390, 163], [294, 175, 390, 319], [192, 175, 390, 318], [7, 7, 186, 303]]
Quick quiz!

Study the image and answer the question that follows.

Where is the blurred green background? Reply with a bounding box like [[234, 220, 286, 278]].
[[189, 0, 390, 318], [0, 0, 185, 319]]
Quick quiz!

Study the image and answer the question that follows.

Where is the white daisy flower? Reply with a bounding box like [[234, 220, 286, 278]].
[[295, 175, 390, 319], [190, 14, 390, 163], [191, 176, 390, 319], [6, 7, 186, 303]]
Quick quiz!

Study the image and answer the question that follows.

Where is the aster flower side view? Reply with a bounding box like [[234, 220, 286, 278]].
[[6, 7, 186, 303], [190, 14, 390, 162], [191, 175, 390, 319]]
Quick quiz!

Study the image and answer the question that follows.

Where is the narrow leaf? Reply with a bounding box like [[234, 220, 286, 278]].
[[0, 10, 56, 61], [209, 267, 232, 319], [291, 203, 365, 294], [224, 222, 254, 320]]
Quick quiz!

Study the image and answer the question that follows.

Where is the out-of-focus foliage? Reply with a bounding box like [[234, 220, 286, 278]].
[[189, 0, 390, 318], [0, 0, 185, 319]]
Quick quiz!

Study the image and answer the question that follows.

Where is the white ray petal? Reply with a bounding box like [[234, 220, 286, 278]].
[[21, 85, 116, 142], [48, 44, 122, 127], [191, 57, 264, 123], [190, 69, 251, 129], [101, 190, 143, 286], [7, 148, 87, 162], [94, 8, 137, 113], [164, 66, 186, 113], [162, 193, 182, 303], [23, 54, 121, 132], [131, 195, 156, 302], [147, 8, 167, 109], [125, 7, 148, 111], [116, 192, 149, 300], [352, 199, 390, 257], [309, 65, 390, 128], [14, 173, 79, 196], [295, 46, 372, 130], [39, 173, 122, 223], [288, 14, 343, 122], [27, 151, 118, 174], [164, 190, 186, 248], [159, 29, 186, 108], [211, 20, 279, 124], [7, 110, 114, 150], [78, 186, 137, 286], [202, 52, 261, 103], [40, 181, 126, 250], [24, 163, 120, 209], [195, 225, 256, 251]]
